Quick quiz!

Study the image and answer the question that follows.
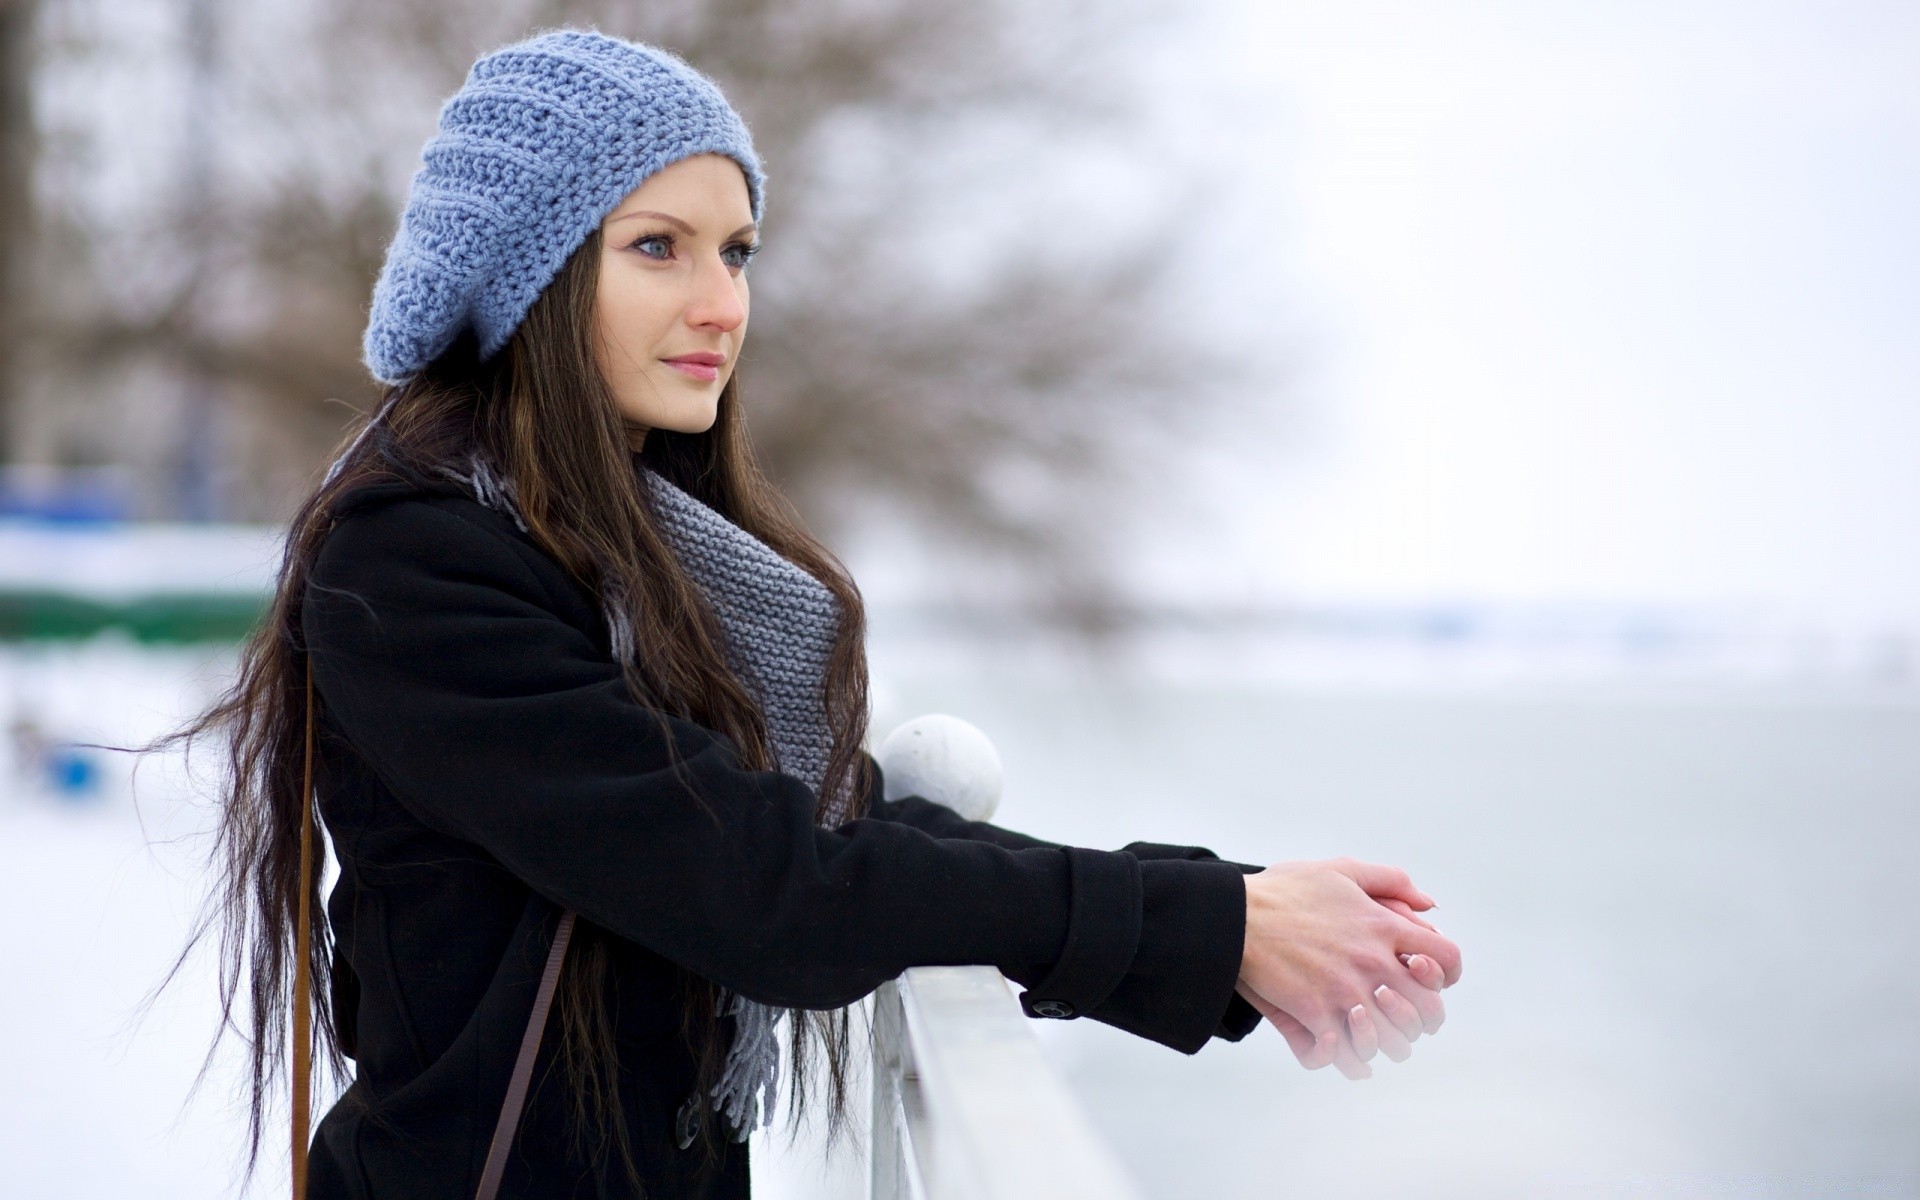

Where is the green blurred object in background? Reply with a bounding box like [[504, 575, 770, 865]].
[[0, 589, 265, 643]]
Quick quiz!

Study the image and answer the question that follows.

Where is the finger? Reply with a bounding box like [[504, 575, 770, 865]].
[[1330, 1035, 1373, 1081], [1268, 1010, 1319, 1060], [1239, 984, 1337, 1069], [1288, 999, 1363, 1076], [1279, 1020, 1339, 1072], [1394, 924, 1464, 986], [1328, 857, 1436, 909], [1368, 1000, 1415, 1062], [1346, 1003, 1379, 1063], [1251, 993, 1325, 1064], [1396, 955, 1448, 1032], [1373, 983, 1423, 1044], [1376, 897, 1440, 933], [1402, 953, 1443, 990], [1359, 990, 1420, 1059]]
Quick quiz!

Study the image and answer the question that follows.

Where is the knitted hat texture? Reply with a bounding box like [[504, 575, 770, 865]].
[[362, 30, 766, 384]]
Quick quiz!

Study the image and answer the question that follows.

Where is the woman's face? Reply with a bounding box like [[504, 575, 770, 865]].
[[595, 153, 757, 445]]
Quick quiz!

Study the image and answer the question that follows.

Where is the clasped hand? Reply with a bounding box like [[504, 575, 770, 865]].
[[1236, 858, 1462, 1081]]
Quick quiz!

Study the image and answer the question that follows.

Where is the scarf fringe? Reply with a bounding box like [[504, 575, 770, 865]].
[[711, 988, 782, 1138]]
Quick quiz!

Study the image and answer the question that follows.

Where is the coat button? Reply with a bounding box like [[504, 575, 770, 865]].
[[1030, 998, 1075, 1020], [675, 1094, 701, 1150]]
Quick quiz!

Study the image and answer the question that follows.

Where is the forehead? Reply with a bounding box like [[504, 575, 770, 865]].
[[604, 154, 753, 225]]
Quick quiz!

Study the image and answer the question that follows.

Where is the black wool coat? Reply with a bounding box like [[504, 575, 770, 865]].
[[299, 473, 1260, 1200]]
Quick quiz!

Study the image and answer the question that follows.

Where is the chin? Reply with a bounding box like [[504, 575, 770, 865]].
[[619, 380, 725, 436], [654, 404, 721, 436]]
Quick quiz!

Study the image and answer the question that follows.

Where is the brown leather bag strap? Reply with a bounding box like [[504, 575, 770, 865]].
[[293, 659, 317, 1200], [475, 908, 577, 1200], [294, 658, 576, 1200]]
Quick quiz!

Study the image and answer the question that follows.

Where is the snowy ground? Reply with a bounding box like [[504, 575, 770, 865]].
[[3, 637, 1916, 1198]]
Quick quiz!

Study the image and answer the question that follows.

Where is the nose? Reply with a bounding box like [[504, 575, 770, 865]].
[[685, 252, 746, 333]]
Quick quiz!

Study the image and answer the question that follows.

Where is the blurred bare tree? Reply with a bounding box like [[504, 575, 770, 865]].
[[0, 0, 35, 466], [20, 0, 1250, 614]]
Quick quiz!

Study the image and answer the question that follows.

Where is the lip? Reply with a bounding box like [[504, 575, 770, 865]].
[[661, 352, 726, 383]]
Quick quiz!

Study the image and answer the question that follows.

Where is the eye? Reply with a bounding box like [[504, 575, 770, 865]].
[[630, 233, 673, 261], [721, 241, 762, 271]]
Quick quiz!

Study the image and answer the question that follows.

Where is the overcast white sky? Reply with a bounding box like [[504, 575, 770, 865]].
[[1133, 0, 1920, 625]]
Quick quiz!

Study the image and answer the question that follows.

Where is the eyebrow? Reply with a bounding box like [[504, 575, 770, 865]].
[[605, 209, 757, 239]]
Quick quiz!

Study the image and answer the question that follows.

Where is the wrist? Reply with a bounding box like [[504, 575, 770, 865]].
[[1237, 869, 1253, 982]]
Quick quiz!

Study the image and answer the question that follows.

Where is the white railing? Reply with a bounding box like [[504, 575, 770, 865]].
[[869, 967, 1145, 1200]]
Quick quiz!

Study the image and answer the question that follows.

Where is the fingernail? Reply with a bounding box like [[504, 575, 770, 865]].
[[1349, 1003, 1366, 1022], [1374, 984, 1391, 1002], [1398, 953, 1414, 967]]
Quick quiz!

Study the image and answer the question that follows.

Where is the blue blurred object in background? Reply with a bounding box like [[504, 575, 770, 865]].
[[6, 711, 104, 804], [0, 467, 134, 526], [43, 743, 101, 801]]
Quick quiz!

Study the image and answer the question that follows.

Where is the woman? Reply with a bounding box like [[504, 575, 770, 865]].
[[181, 29, 1460, 1199]]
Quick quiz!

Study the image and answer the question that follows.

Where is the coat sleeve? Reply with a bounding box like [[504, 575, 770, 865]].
[[860, 756, 1264, 1042], [303, 497, 1251, 1054]]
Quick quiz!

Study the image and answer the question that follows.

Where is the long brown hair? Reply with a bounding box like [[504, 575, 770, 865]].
[[158, 224, 872, 1180]]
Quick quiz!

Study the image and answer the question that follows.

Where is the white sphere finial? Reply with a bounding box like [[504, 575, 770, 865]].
[[875, 715, 1003, 822]]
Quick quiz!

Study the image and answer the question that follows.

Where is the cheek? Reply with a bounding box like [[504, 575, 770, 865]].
[[595, 267, 676, 362]]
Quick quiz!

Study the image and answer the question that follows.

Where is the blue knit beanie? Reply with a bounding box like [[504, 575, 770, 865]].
[[362, 30, 766, 385]]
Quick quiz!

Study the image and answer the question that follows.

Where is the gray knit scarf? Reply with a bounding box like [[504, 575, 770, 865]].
[[445, 450, 842, 1140]]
